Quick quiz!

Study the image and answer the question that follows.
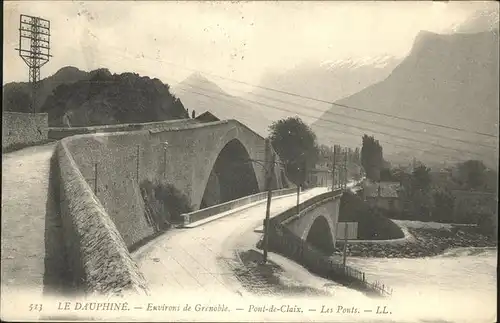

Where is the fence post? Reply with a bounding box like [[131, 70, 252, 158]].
[[94, 163, 98, 195], [136, 145, 140, 183]]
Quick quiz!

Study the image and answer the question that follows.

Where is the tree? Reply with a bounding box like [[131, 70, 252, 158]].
[[432, 187, 455, 222], [457, 160, 487, 190], [391, 168, 406, 183], [361, 134, 383, 181], [269, 117, 319, 186], [411, 164, 431, 191], [380, 168, 393, 182], [3, 86, 31, 113]]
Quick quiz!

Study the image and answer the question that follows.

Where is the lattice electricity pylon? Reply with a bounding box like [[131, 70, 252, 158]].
[[15, 14, 52, 113]]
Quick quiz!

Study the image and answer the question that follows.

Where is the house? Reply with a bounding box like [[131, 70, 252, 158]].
[[430, 168, 452, 185], [195, 111, 220, 123], [307, 154, 332, 187], [363, 181, 403, 212], [307, 166, 331, 187]]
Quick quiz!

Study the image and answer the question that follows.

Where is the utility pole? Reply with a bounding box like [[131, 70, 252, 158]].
[[163, 143, 167, 179], [340, 146, 344, 189], [16, 14, 52, 114], [136, 145, 140, 183], [344, 148, 348, 190], [296, 183, 300, 214], [343, 222, 348, 268], [296, 159, 306, 215], [263, 139, 275, 264], [331, 145, 336, 191]]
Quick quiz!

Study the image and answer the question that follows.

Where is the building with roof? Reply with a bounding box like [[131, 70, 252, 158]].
[[363, 181, 404, 212], [307, 154, 332, 187], [195, 111, 220, 123]]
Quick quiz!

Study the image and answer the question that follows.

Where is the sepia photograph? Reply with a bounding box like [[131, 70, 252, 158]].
[[2, 1, 498, 322]]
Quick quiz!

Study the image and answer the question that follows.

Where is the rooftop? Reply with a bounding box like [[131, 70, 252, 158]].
[[195, 111, 220, 122], [364, 181, 402, 198]]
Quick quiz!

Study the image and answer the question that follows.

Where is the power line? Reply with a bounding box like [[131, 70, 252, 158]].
[[179, 77, 496, 149], [174, 86, 486, 162], [100, 44, 497, 138], [173, 82, 492, 158]]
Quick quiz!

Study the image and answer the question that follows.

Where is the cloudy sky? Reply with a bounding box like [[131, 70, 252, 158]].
[[3, 1, 498, 92]]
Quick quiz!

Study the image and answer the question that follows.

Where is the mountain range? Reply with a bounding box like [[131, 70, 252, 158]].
[[3, 19, 498, 169], [247, 56, 402, 128], [312, 29, 499, 169], [171, 73, 270, 134], [173, 55, 401, 137]]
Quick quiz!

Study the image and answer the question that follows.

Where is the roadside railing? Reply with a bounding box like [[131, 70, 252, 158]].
[[181, 187, 297, 225]]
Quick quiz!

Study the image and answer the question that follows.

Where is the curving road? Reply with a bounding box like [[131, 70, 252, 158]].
[[132, 187, 365, 298]]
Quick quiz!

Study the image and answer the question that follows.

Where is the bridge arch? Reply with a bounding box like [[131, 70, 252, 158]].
[[199, 138, 260, 209], [305, 215, 335, 255]]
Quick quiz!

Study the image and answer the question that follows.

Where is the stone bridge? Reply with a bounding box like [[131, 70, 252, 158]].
[[58, 118, 290, 249], [269, 190, 343, 255]]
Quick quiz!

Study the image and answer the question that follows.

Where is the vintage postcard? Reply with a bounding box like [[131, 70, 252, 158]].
[[2, 1, 498, 322]]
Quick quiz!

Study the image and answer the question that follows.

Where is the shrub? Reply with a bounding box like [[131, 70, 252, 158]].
[[140, 180, 193, 232]]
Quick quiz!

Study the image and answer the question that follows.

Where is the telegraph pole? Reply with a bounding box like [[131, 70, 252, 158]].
[[136, 145, 140, 183], [340, 147, 344, 190], [344, 149, 348, 190], [263, 139, 275, 264], [296, 159, 306, 215], [331, 146, 336, 191], [16, 14, 52, 113], [342, 222, 348, 267]]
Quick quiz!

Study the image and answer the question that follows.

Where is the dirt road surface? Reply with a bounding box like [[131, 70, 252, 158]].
[[1, 143, 68, 302]]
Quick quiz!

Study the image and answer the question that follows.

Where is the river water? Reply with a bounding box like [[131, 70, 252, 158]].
[[347, 247, 497, 323]]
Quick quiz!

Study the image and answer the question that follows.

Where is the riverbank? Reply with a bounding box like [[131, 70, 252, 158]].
[[337, 224, 497, 258], [231, 250, 331, 297]]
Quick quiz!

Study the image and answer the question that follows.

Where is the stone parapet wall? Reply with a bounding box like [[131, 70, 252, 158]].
[[54, 141, 149, 296], [2, 112, 48, 150]]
